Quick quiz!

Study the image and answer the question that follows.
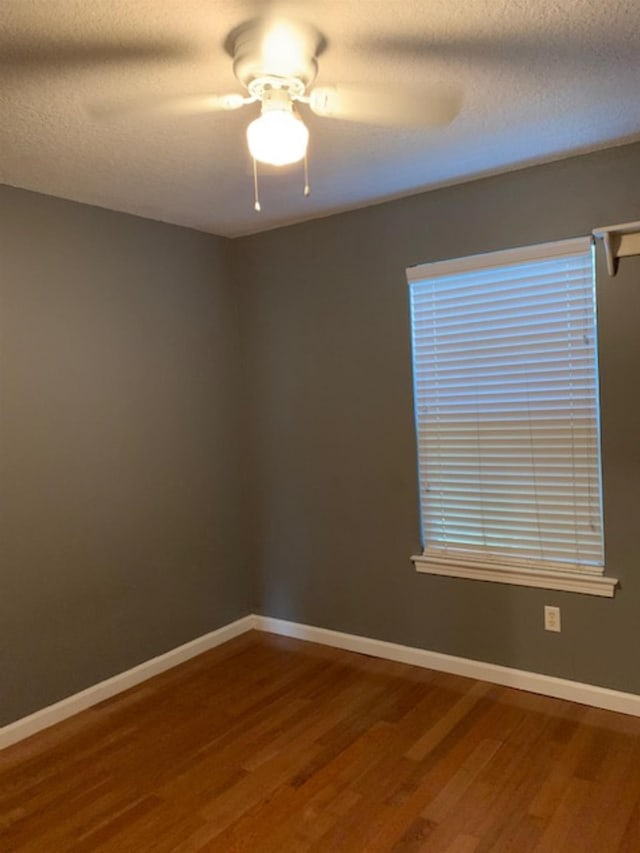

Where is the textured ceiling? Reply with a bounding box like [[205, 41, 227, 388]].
[[1, 0, 639, 237]]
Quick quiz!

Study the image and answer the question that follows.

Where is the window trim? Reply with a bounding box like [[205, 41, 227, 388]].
[[407, 237, 618, 598], [411, 554, 617, 597]]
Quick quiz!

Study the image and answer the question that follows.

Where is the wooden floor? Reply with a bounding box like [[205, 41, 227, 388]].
[[2, 631, 640, 852]]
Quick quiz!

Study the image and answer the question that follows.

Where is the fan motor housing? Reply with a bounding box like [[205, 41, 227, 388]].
[[227, 19, 325, 91]]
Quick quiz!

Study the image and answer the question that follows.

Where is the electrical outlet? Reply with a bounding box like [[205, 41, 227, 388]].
[[544, 605, 561, 633]]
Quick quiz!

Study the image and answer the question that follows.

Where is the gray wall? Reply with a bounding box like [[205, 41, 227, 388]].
[[232, 141, 640, 696], [0, 187, 251, 725], [3, 141, 640, 728]]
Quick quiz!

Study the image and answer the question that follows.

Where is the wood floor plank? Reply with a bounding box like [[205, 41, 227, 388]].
[[443, 835, 480, 853], [2, 630, 640, 852]]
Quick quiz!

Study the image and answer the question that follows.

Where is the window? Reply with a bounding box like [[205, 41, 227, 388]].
[[407, 237, 616, 596]]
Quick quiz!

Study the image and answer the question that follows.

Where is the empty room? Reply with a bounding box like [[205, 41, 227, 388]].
[[2, 1, 640, 850]]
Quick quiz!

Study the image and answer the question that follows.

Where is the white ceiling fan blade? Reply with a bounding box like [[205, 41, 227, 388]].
[[308, 84, 462, 128], [90, 93, 247, 119], [0, 37, 190, 71]]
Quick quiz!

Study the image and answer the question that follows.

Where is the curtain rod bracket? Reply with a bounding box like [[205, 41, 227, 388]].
[[593, 220, 640, 277]]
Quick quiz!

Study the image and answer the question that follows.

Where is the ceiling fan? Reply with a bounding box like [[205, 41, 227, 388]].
[[95, 17, 462, 211]]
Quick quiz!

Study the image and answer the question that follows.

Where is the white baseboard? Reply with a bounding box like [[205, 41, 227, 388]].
[[4, 611, 640, 752], [0, 614, 256, 751], [254, 615, 640, 718]]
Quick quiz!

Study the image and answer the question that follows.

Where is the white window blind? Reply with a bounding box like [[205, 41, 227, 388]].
[[407, 237, 605, 577]]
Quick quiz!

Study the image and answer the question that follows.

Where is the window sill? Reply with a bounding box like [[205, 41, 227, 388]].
[[411, 555, 618, 597]]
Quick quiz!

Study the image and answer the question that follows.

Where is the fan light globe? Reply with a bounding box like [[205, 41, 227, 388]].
[[247, 110, 309, 166]]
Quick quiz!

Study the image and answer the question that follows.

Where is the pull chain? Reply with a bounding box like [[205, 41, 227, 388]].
[[303, 154, 310, 197], [252, 154, 310, 211], [253, 158, 261, 212]]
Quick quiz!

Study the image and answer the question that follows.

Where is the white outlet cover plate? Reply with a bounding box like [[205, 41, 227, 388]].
[[544, 605, 561, 632]]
